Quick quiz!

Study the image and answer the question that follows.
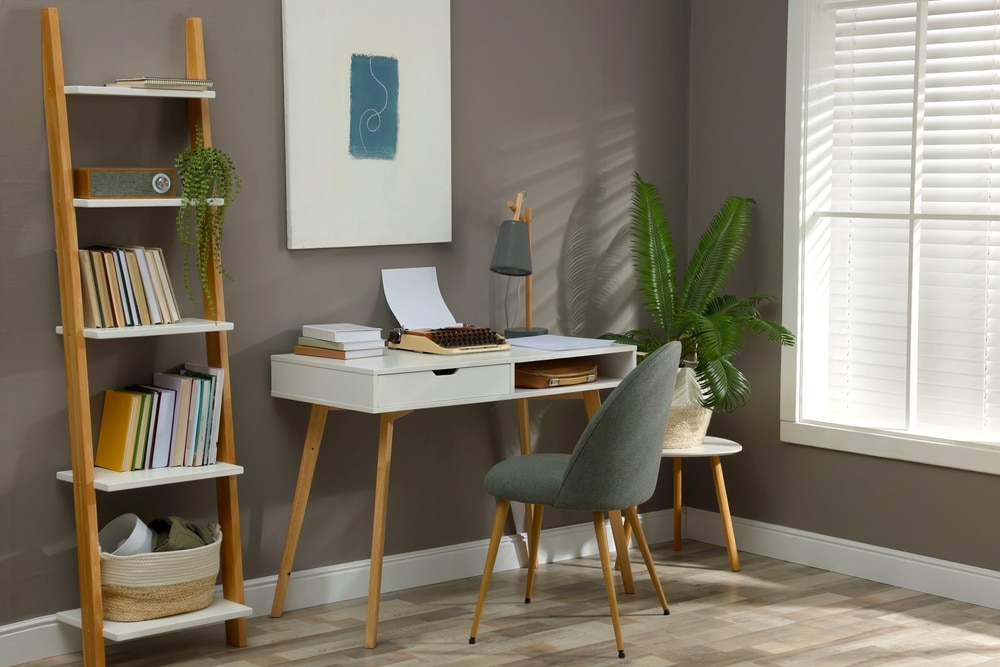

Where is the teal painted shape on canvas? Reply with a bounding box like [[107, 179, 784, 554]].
[[349, 54, 399, 160]]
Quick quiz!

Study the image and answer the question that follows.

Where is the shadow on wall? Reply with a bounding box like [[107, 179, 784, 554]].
[[555, 179, 635, 338]]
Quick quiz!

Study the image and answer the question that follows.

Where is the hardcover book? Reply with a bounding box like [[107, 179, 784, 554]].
[[293, 344, 384, 360], [301, 323, 382, 343], [94, 389, 141, 472], [297, 336, 385, 351]]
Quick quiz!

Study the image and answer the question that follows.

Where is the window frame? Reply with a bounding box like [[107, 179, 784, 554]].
[[780, 0, 1000, 475]]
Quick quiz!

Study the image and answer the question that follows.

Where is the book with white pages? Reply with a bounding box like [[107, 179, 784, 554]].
[[297, 336, 385, 351], [131, 385, 175, 469], [123, 245, 163, 324], [183, 363, 224, 464], [301, 323, 382, 343], [152, 372, 193, 467]]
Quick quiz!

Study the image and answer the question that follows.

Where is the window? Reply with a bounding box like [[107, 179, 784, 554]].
[[782, 0, 1000, 473]]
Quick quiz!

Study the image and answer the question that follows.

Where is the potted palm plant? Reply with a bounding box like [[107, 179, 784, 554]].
[[602, 172, 795, 447]]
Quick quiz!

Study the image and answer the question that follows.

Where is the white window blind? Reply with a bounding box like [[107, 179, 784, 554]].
[[789, 0, 1000, 451]]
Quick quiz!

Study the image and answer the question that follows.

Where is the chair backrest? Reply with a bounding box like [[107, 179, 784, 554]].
[[552, 341, 682, 511]]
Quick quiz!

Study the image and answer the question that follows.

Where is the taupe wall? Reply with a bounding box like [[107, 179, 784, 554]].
[[2, 0, 996, 631], [0, 0, 689, 625]]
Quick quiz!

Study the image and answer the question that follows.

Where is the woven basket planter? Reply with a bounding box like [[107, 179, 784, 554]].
[[100, 524, 221, 622], [663, 405, 712, 450], [663, 365, 712, 450]]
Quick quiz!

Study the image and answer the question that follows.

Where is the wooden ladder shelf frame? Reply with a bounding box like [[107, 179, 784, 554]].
[[40, 8, 248, 666]]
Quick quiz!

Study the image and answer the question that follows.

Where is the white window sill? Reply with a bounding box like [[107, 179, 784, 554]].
[[780, 421, 1000, 476]]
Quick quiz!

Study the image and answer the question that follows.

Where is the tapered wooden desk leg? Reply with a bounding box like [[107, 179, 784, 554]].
[[516, 399, 533, 540], [673, 458, 683, 551], [365, 410, 412, 649], [710, 455, 740, 571], [582, 390, 602, 420], [271, 404, 332, 617]]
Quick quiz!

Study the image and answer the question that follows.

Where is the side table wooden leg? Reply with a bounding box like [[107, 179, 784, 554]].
[[271, 404, 332, 617], [673, 458, 682, 551], [709, 455, 740, 571], [365, 410, 412, 649]]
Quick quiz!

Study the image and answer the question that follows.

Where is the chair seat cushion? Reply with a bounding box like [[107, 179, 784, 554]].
[[483, 453, 570, 505]]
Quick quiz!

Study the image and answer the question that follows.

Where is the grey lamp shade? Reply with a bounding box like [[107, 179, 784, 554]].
[[489, 219, 532, 276]]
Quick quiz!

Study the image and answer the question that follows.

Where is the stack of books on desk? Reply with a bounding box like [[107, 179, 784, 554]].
[[295, 323, 385, 360]]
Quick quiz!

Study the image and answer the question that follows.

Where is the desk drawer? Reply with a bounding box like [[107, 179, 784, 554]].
[[379, 364, 511, 408]]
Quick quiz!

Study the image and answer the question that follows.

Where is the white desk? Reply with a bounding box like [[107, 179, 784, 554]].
[[269, 343, 636, 648], [663, 436, 742, 571]]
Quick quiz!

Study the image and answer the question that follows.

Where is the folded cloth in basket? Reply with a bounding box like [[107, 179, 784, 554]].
[[148, 516, 217, 552]]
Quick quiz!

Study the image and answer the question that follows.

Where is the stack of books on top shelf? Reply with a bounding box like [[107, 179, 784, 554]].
[[294, 323, 385, 359], [78, 244, 182, 328], [94, 363, 224, 472]]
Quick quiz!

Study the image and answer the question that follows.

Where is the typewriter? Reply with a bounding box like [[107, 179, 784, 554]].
[[387, 326, 510, 355]]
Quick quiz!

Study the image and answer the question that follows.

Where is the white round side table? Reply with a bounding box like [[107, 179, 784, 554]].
[[662, 435, 742, 571]]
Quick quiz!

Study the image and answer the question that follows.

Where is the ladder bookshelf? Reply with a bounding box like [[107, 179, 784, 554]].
[[40, 8, 249, 666]]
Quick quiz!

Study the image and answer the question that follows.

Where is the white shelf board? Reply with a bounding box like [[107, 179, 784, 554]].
[[56, 598, 251, 642], [74, 197, 223, 208], [57, 462, 243, 492], [64, 85, 215, 99], [56, 318, 234, 339]]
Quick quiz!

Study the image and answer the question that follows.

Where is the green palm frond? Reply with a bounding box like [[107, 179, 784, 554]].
[[679, 196, 755, 316], [629, 173, 676, 333], [696, 357, 751, 412], [602, 173, 796, 412], [690, 312, 747, 360]]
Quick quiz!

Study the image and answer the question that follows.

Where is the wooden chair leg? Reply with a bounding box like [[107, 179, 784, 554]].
[[593, 511, 626, 659], [470, 498, 511, 644], [615, 512, 634, 572], [524, 504, 543, 602], [608, 509, 634, 594], [625, 506, 669, 614]]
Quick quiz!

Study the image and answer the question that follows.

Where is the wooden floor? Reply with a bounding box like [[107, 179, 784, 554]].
[[25, 540, 1000, 666]]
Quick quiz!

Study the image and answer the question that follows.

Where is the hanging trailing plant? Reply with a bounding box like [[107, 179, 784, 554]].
[[174, 123, 241, 317]]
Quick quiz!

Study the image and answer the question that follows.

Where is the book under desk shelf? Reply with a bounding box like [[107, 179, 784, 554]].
[[57, 462, 243, 492], [56, 318, 233, 339], [56, 598, 252, 642]]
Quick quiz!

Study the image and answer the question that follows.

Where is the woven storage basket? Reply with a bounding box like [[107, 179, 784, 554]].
[[100, 524, 221, 622]]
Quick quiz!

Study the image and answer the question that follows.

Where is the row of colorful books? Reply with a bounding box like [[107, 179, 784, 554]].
[[78, 244, 182, 329], [293, 322, 385, 360], [94, 364, 224, 473]]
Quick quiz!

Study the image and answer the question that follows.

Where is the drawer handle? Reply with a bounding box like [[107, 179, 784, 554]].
[[432, 368, 458, 376]]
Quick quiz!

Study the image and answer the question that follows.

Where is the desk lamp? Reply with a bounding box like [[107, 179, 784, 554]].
[[490, 192, 548, 338]]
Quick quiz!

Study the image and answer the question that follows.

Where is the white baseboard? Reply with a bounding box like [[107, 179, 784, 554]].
[[685, 507, 1000, 611], [5, 507, 999, 666]]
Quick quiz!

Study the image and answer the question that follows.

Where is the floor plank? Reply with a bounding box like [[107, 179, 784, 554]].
[[20, 541, 1000, 666]]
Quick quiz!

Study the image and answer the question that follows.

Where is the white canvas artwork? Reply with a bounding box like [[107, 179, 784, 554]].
[[282, 0, 452, 248]]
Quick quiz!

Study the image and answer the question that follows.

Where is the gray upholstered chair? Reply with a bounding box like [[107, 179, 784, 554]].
[[469, 341, 682, 659]]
